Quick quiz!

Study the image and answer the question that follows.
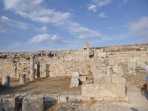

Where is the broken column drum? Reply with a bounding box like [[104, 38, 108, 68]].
[[20, 74, 26, 84], [30, 55, 35, 81], [2, 75, 10, 88]]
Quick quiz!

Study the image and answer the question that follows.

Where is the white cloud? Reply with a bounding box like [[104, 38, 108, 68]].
[[0, 16, 27, 29], [61, 21, 101, 39], [28, 33, 61, 43], [88, 0, 111, 12], [98, 12, 108, 18], [3, 0, 101, 39], [88, 5, 97, 12], [37, 26, 48, 32], [92, 0, 111, 7], [128, 16, 148, 37], [3, 0, 71, 24]]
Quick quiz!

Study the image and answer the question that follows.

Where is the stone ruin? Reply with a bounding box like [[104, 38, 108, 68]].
[[0, 43, 148, 110]]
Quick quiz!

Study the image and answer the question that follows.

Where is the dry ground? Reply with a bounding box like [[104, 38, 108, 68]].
[[0, 77, 81, 96]]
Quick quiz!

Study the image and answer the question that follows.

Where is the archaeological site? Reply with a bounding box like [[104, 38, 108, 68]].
[[0, 43, 148, 111]]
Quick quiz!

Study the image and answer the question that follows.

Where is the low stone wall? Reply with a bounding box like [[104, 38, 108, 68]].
[[0, 94, 128, 111]]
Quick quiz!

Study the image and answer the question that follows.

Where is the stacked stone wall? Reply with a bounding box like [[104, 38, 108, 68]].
[[0, 44, 148, 87]]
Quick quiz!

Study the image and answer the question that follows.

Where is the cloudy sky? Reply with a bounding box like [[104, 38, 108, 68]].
[[0, 0, 148, 51]]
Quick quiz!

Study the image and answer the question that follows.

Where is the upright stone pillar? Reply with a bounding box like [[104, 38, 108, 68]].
[[30, 55, 35, 81], [2, 75, 10, 88], [20, 74, 26, 84], [37, 61, 40, 78], [46, 64, 49, 78]]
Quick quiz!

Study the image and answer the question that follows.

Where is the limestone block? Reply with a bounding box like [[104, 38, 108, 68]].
[[94, 74, 111, 84], [98, 52, 107, 58], [67, 95, 82, 102], [137, 60, 145, 67], [79, 76, 86, 82], [22, 95, 44, 111], [114, 96, 128, 102], [103, 97, 114, 102], [111, 75, 125, 84], [72, 72, 79, 77], [70, 83, 79, 88], [2, 75, 10, 88], [1, 96, 21, 111], [93, 97, 104, 101], [20, 74, 26, 84], [71, 76, 79, 84], [112, 65, 123, 74], [58, 95, 67, 103], [81, 96, 91, 101], [82, 83, 125, 98], [108, 60, 114, 66], [70, 72, 79, 88], [128, 60, 137, 71], [115, 84, 126, 97]]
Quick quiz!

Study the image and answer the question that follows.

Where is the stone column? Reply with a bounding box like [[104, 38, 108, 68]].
[[2, 75, 10, 88], [37, 61, 40, 78], [20, 74, 26, 84], [30, 55, 35, 81], [46, 64, 49, 78]]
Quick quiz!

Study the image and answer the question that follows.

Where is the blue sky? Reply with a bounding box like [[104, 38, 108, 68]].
[[0, 0, 148, 51]]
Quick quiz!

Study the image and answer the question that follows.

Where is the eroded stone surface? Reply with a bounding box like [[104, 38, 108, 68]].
[[22, 95, 44, 111]]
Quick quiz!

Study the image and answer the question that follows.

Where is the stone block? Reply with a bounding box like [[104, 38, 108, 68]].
[[1, 96, 21, 111], [93, 97, 104, 101], [114, 96, 128, 102], [22, 95, 44, 111], [112, 66, 123, 74], [94, 74, 111, 84], [67, 95, 82, 102], [71, 76, 79, 83], [115, 84, 126, 97], [70, 83, 79, 88], [103, 97, 114, 102], [72, 72, 79, 77], [82, 83, 125, 98], [81, 96, 91, 102], [2, 75, 10, 88], [128, 60, 136, 71], [58, 95, 67, 103], [111, 75, 125, 84], [108, 60, 114, 66], [98, 52, 107, 58], [79, 76, 86, 82], [70, 72, 79, 88]]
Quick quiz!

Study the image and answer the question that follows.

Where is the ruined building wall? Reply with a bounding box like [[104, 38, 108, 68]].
[[0, 44, 148, 86]]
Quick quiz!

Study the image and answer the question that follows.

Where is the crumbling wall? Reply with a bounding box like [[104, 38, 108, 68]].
[[0, 44, 148, 88], [0, 59, 16, 78]]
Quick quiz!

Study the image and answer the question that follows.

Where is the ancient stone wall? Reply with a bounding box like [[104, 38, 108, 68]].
[[0, 44, 148, 87]]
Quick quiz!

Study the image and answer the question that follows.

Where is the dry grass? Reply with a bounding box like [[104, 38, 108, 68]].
[[0, 77, 81, 96]]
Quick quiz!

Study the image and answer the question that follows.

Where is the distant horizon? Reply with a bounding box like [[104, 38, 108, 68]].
[[0, 0, 148, 52], [0, 42, 148, 53]]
